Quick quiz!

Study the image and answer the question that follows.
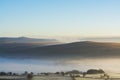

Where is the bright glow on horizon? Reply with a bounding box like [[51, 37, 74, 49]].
[[0, 58, 120, 73]]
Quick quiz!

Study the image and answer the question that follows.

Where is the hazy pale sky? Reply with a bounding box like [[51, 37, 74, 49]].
[[1, 0, 120, 73], [1, 0, 120, 39]]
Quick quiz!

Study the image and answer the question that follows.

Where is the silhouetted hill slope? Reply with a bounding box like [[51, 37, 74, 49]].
[[0, 41, 120, 59]]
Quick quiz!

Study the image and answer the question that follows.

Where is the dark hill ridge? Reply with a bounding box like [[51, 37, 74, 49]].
[[0, 41, 120, 59], [0, 37, 61, 50], [0, 37, 59, 44]]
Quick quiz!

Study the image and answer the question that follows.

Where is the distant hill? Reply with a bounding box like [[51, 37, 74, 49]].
[[0, 37, 62, 49], [0, 37, 60, 44], [81, 37, 120, 42], [0, 41, 120, 59]]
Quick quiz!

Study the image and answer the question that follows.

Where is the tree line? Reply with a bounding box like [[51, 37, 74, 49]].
[[0, 69, 105, 76]]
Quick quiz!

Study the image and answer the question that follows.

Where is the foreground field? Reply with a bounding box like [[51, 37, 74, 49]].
[[33, 76, 72, 80], [31, 74, 120, 80], [33, 76, 120, 80]]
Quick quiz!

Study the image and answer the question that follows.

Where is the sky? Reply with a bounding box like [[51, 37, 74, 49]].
[[1, 0, 120, 73], [1, 0, 120, 41]]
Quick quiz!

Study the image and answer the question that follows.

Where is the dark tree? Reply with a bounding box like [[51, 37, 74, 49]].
[[61, 72, 65, 76], [0, 72, 7, 76], [7, 72, 12, 75], [55, 72, 60, 74], [87, 69, 105, 74], [65, 70, 80, 74], [82, 72, 86, 78]]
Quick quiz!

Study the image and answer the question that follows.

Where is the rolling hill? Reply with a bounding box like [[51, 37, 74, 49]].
[[0, 41, 120, 60]]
